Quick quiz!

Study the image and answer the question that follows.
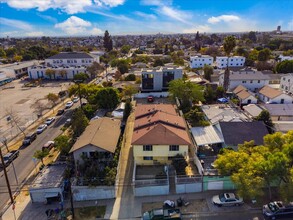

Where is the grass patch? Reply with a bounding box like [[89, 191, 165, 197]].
[[68, 206, 106, 220]]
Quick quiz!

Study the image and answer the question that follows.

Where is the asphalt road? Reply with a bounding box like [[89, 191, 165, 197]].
[[184, 210, 265, 220], [0, 104, 77, 212]]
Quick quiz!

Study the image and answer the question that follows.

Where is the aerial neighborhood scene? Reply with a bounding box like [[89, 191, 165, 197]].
[[1, 0, 293, 219]]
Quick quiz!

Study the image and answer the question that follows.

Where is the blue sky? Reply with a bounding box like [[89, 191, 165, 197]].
[[0, 0, 293, 37]]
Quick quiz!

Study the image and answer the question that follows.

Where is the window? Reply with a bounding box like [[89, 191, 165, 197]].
[[168, 156, 174, 160], [143, 156, 153, 160], [258, 80, 260, 83], [82, 152, 88, 157], [143, 145, 153, 151], [250, 80, 253, 83], [242, 81, 246, 83], [169, 145, 179, 151]]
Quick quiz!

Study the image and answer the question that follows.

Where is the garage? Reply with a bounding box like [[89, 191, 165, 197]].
[[29, 163, 66, 203]]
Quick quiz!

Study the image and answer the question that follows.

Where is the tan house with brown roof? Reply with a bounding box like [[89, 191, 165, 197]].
[[233, 85, 257, 105], [70, 117, 121, 165], [258, 85, 293, 104], [132, 104, 191, 165]]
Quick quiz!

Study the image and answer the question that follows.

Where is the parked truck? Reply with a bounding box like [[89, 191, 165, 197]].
[[0, 150, 19, 168], [142, 208, 182, 220]]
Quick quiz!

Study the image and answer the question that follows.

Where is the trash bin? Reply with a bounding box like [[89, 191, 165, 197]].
[[177, 198, 183, 207]]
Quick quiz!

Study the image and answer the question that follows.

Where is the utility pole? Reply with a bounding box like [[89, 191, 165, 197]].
[[0, 147, 14, 205]]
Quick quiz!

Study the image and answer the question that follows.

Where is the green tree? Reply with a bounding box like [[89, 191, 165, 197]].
[[168, 79, 204, 112], [46, 93, 59, 108], [0, 48, 6, 58], [120, 45, 131, 54], [258, 48, 271, 61], [123, 100, 132, 121], [172, 154, 188, 175], [103, 30, 113, 52], [95, 87, 119, 109], [204, 85, 216, 103], [86, 62, 104, 79], [248, 31, 257, 43], [203, 65, 213, 81], [223, 36, 236, 91], [33, 149, 49, 165], [254, 110, 274, 134], [184, 106, 209, 127], [59, 69, 67, 79], [122, 85, 137, 100], [124, 74, 136, 81], [153, 58, 164, 67], [73, 72, 89, 82], [71, 108, 89, 138], [216, 86, 225, 98], [54, 135, 71, 155], [276, 60, 293, 73], [45, 68, 56, 79]]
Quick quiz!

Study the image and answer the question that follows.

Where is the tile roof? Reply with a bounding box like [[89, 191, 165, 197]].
[[219, 121, 269, 146], [47, 52, 94, 60], [70, 117, 121, 153], [132, 104, 191, 145], [259, 85, 283, 99], [233, 85, 256, 100]]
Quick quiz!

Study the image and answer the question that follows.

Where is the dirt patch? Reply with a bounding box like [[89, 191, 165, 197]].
[[142, 199, 209, 214]]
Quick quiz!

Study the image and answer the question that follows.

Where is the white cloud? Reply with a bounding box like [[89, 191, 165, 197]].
[[2, 0, 125, 14], [140, 0, 172, 6], [0, 17, 33, 30], [25, 31, 45, 37], [54, 16, 102, 35], [94, 0, 125, 7], [160, 6, 192, 25], [134, 11, 157, 20], [207, 15, 240, 24], [36, 13, 58, 23]]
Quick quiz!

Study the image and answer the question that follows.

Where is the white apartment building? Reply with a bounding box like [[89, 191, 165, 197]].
[[280, 74, 293, 94], [216, 56, 246, 69], [141, 66, 183, 92], [279, 55, 293, 62], [190, 55, 214, 68], [219, 69, 270, 91], [28, 52, 99, 80]]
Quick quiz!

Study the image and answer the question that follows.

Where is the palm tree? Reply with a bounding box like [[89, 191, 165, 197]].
[[59, 70, 67, 79], [223, 36, 236, 91], [45, 68, 56, 80]]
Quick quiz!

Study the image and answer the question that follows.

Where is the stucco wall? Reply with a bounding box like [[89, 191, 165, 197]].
[[72, 185, 116, 201]]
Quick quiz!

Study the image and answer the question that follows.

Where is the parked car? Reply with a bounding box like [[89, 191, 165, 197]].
[[42, 141, 55, 151], [36, 124, 48, 134], [22, 132, 37, 146], [142, 208, 182, 220], [56, 109, 65, 116], [212, 193, 243, 207], [65, 101, 74, 109], [263, 201, 293, 219], [147, 95, 154, 103], [64, 118, 72, 126], [45, 117, 55, 125], [0, 150, 19, 168], [72, 96, 80, 103]]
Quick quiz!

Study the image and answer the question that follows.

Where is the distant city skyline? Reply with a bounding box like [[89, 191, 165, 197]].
[[1, 0, 293, 37]]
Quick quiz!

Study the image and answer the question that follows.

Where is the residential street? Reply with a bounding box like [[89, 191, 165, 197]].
[[0, 105, 75, 213]]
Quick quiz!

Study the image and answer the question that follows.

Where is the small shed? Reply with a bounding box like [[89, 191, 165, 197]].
[[29, 163, 66, 203]]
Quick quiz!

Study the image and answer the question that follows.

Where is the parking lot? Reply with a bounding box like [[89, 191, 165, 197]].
[[0, 79, 71, 141]]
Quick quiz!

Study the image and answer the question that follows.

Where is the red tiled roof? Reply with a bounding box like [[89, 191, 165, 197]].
[[131, 104, 191, 145]]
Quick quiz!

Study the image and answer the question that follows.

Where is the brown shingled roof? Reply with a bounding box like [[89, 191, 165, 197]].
[[132, 104, 191, 145], [70, 117, 121, 153], [259, 85, 282, 99]]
